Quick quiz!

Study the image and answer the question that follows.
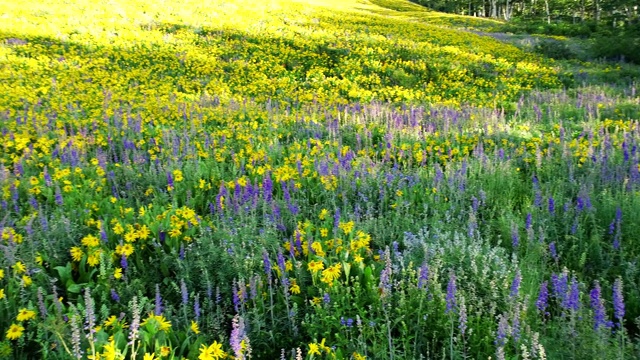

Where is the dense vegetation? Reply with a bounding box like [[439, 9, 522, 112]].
[[1, 0, 639, 359], [407, 0, 640, 63]]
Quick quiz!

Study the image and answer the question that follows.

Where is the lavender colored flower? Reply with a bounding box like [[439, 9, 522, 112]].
[[563, 276, 580, 311], [230, 314, 245, 358], [511, 305, 521, 343], [277, 251, 286, 273], [417, 263, 429, 290], [110, 289, 120, 302], [549, 242, 558, 261], [551, 271, 568, 304], [194, 295, 201, 321], [613, 278, 625, 326], [525, 213, 532, 230], [120, 254, 128, 270], [445, 272, 457, 314], [262, 250, 272, 282], [536, 281, 549, 315], [55, 186, 64, 206], [181, 279, 188, 305], [510, 270, 521, 299], [166, 171, 174, 189], [495, 314, 509, 347], [589, 282, 609, 330], [511, 225, 519, 248], [458, 297, 467, 336], [323, 293, 331, 304], [154, 284, 163, 315], [548, 197, 555, 214]]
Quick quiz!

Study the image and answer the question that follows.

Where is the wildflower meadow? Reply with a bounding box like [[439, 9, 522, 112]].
[[0, 0, 639, 359]]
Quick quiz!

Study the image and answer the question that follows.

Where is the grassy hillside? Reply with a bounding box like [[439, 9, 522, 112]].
[[1, 0, 640, 359]]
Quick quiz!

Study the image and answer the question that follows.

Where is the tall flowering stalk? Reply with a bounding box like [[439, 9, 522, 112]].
[[613, 278, 625, 328], [589, 281, 610, 331]]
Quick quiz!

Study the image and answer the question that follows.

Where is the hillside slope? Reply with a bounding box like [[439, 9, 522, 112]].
[[0, 0, 559, 116]]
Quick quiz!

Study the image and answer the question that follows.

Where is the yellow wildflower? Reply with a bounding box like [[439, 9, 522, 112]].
[[16, 308, 36, 321], [70, 247, 84, 261], [307, 260, 324, 273], [22, 275, 32, 287], [102, 340, 121, 360], [6, 324, 24, 340], [104, 315, 118, 328], [81, 234, 100, 248], [143, 353, 156, 360], [353, 352, 366, 360], [173, 170, 183, 182], [319, 209, 329, 220], [289, 280, 301, 294], [198, 342, 225, 360], [137, 225, 150, 240], [190, 320, 200, 334], [160, 346, 171, 357], [321, 264, 341, 285], [308, 343, 321, 355], [114, 268, 123, 280], [12, 261, 26, 274]]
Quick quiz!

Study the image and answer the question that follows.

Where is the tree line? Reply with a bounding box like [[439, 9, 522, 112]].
[[412, 0, 638, 27]]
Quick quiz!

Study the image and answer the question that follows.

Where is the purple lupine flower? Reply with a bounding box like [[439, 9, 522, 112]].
[[179, 244, 185, 260], [154, 284, 163, 315], [232, 281, 241, 313], [166, 171, 174, 190], [613, 278, 625, 326], [37, 288, 48, 319], [249, 276, 258, 300], [417, 263, 429, 290], [549, 242, 558, 261], [323, 293, 331, 304], [445, 272, 457, 314], [181, 279, 188, 305], [346, 318, 354, 327], [590, 282, 609, 330], [536, 281, 549, 315], [43, 167, 52, 186], [564, 277, 580, 311], [548, 197, 555, 214], [276, 251, 286, 273], [613, 207, 622, 250], [510, 270, 521, 299], [263, 250, 272, 283], [471, 196, 479, 213], [511, 304, 521, 343], [495, 314, 509, 347], [458, 297, 467, 336], [379, 248, 393, 297], [575, 194, 584, 212], [120, 254, 128, 270], [194, 295, 201, 321], [110, 289, 120, 302], [511, 224, 519, 248], [333, 208, 341, 231], [100, 224, 108, 243], [525, 213, 532, 230], [55, 186, 64, 206], [608, 220, 615, 235], [552, 271, 568, 304], [230, 314, 245, 358]]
